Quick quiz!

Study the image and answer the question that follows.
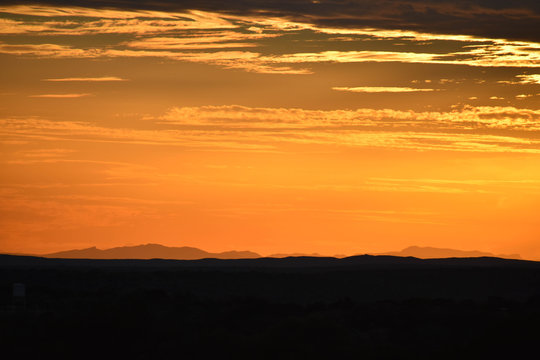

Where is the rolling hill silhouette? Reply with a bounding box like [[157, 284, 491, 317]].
[[2, 253, 535, 269], [376, 245, 521, 259], [43, 243, 260, 260]]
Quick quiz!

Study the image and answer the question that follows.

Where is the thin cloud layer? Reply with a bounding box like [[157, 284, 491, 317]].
[[3, 105, 540, 153]]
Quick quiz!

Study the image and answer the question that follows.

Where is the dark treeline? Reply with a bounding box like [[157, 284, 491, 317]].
[[2, 256, 540, 359]]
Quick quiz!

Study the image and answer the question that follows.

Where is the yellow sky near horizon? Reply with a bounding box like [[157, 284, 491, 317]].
[[1, 5, 539, 258]]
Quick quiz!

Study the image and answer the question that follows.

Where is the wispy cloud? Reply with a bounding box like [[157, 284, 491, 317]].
[[158, 105, 540, 131], [0, 7, 237, 32], [263, 46, 540, 68], [517, 74, 540, 85], [332, 86, 436, 93], [19, 148, 76, 158], [364, 177, 540, 195], [124, 32, 279, 50], [0, 42, 307, 74], [4, 41, 533, 71], [2, 105, 540, 154], [42, 76, 127, 82], [0, 5, 185, 19], [500, 74, 540, 85], [29, 93, 91, 98]]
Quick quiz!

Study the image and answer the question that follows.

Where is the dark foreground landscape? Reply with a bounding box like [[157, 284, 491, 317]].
[[2, 254, 540, 359]]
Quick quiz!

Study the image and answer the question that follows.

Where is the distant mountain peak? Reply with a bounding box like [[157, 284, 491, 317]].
[[377, 246, 521, 260], [44, 244, 260, 260]]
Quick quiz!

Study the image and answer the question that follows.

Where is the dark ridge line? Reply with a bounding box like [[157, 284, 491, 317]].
[[1, 253, 539, 269]]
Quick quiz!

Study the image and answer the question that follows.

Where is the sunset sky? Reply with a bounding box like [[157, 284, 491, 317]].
[[1, 1, 539, 258]]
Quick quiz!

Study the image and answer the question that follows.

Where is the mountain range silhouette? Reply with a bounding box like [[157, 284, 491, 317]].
[[43, 243, 260, 260], [37, 243, 522, 260], [376, 245, 521, 259]]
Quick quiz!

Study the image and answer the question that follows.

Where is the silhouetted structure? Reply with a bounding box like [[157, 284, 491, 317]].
[[12, 283, 25, 309]]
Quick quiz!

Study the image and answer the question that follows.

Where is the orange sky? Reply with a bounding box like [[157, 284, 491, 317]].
[[1, 4, 539, 258]]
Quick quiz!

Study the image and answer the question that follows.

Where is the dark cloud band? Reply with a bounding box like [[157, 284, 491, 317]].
[[2, 0, 539, 42]]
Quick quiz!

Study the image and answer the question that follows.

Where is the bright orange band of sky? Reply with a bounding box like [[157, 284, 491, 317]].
[[1, 3, 539, 258]]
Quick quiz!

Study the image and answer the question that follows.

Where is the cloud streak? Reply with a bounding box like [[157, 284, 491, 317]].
[[332, 86, 437, 93], [29, 93, 91, 98], [42, 77, 127, 82]]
